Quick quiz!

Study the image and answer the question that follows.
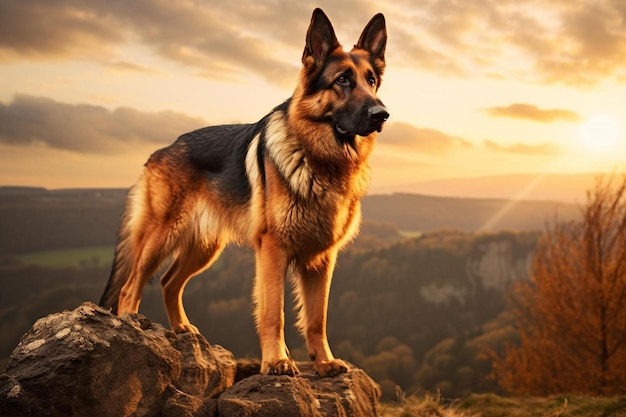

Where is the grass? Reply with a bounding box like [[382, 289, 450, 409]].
[[17, 245, 115, 268], [458, 393, 626, 417], [379, 392, 626, 417], [379, 391, 476, 417]]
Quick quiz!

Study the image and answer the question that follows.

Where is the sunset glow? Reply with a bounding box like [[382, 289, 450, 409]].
[[581, 115, 620, 152]]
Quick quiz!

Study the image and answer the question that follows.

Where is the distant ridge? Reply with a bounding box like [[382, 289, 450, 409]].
[[0, 186, 128, 194], [370, 172, 605, 203], [362, 192, 580, 232], [0, 186, 47, 193]]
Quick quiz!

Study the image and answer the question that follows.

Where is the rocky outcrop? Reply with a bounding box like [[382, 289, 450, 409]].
[[0, 302, 380, 416], [219, 363, 380, 417]]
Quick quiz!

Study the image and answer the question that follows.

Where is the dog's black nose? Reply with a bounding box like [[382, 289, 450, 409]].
[[368, 105, 389, 123]]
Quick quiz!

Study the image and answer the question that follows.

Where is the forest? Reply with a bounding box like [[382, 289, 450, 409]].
[[1, 184, 623, 403]]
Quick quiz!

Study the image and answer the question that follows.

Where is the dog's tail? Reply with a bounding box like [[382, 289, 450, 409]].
[[99, 188, 137, 314]]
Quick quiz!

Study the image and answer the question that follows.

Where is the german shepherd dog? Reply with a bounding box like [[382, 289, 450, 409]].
[[100, 8, 388, 377]]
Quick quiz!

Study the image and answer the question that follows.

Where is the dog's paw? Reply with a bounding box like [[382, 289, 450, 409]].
[[263, 358, 300, 376], [172, 323, 200, 334], [315, 359, 348, 377]]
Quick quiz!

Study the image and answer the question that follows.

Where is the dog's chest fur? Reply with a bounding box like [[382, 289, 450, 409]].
[[262, 113, 367, 257], [266, 161, 361, 253]]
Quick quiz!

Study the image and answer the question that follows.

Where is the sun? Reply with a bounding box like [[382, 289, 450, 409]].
[[580, 115, 620, 152]]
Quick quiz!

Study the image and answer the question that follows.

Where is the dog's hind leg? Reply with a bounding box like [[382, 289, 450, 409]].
[[117, 223, 171, 316], [296, 249, 348, 377], [160, 241, 224, 333]]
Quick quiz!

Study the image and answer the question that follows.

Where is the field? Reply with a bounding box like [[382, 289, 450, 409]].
[[17, 246, 115, 268]]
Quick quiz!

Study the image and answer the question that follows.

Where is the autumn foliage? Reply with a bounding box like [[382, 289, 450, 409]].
[[492, 175, 626, 395]]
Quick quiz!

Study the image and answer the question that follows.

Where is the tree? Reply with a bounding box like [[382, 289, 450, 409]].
[[492, 174, 626, 395]]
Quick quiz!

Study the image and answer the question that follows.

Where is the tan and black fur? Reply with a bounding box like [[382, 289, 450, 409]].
[[100, 8, 389, 377]]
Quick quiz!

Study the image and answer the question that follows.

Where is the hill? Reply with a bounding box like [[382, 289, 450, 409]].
[[0, 227, 540, 400], [0, 187, 577, 255], [1, 184, 623, 409], [0, 187, 125, 254], [362, 193, 579, 233]]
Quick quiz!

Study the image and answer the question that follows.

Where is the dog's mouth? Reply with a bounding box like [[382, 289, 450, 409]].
[[335, 123, 383, 138], [335, 123, 351, 136]]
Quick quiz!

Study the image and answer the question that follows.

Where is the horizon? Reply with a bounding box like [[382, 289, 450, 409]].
[[1, 2, 625, 195], [0, 170, 608, 204]]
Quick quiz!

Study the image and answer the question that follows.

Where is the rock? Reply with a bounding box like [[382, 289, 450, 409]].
[[0, 302, 381, 416], [219, 363, 381, 417], [0, 302, 235, 417], [171, 331, 236, 399]]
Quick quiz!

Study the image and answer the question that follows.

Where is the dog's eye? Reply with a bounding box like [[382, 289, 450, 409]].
[[368, 75, 377, 87], [335, 75, 349, 86]]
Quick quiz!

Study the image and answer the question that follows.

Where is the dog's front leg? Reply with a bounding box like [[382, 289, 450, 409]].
[[297, 250, 348, 377], [253, 233, 299, 376]]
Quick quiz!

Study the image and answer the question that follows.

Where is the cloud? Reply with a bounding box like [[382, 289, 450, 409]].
[[389, 0, 626, 85], [533, 0, 626, 85], [0, 95, 206, 154], [0, 1, 392, 87], [0, 1, 125, 61], [106, 60, 163, 75], [1, 1, 624, 87], [0, 0, 302, 86], [485, 103, 582, 123], [392, 30, 465, 77], [378, 122, 471, 155], [484, 140, 562, 156]]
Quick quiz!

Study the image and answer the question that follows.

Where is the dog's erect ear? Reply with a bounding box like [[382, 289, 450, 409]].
[[302, 8, 340, 69], [355, 13, 387, 65]]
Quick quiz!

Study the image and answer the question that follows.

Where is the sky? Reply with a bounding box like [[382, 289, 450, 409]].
[[0, 0, 625, 195]]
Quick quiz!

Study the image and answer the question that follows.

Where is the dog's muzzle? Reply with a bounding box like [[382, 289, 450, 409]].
[[335, 104, 390, 137]]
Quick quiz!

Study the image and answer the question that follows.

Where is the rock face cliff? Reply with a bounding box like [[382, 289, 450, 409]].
[[0, 302, 380, 417]]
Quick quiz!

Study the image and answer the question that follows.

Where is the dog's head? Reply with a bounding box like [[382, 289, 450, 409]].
[[295, 9, 389, 144]]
